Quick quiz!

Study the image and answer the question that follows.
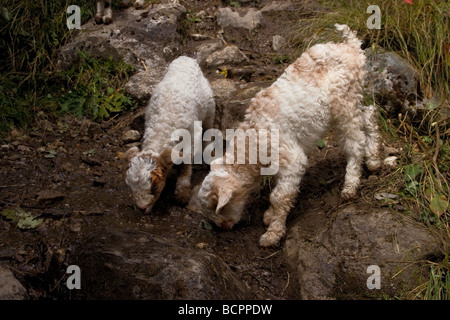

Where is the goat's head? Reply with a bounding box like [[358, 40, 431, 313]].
[[198, 158, 247, 230], [124, 146, 173, 213]]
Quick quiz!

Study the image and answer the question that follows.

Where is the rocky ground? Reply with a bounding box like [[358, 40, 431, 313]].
[[0, 0, 447, 300]]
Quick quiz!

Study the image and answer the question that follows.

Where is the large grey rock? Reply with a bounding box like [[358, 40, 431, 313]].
[[122, 129, 142, 144], [364, 48, 422, 117], [124, 68, 167, 102], [285, 206, 443, 299], [56, 0, 186, 72], [216, 7, 263, 31], [69, 228, 250, 299], [205, 45, 249, 68], [0, 264, 27, 300]]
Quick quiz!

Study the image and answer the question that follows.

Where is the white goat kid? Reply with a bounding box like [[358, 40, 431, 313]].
[[125, 56, 215, 213], [198, 24, 381, 247]]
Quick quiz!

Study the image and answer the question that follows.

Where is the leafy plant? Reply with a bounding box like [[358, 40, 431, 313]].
[[316, 139, 325, 149], [403, 164, 422, 196], [58, 51, 135, 120], [1, 207, 44, 230]]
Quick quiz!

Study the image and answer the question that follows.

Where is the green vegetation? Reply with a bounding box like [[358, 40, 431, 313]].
[[58, 51, 135, 120], [0, 0, 135, 140], [291, 0, 449, 99]]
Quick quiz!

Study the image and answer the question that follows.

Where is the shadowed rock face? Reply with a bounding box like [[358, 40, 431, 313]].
[[285, 206, 443, 300], [364, 48, 423, 118], [0, 264, 27, 300], [67, 228, 249, 299]]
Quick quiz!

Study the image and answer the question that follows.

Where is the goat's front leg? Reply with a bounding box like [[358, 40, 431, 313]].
[[95, 1, 104, 24], [174, 163, 192, 206], [260, 148, 307, 247]]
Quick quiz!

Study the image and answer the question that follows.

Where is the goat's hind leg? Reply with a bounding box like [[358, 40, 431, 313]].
[[360, 104, 381, 172], [335, 109, 366, 200], [174, 163, 192, 206], [103, 0, 113, 24], [95, 1, 104, 24]]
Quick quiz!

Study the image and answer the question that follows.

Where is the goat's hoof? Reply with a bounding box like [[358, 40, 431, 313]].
[[259, 231, 281, 247], [367, 159, 381, 172], [175, 190, 191, 206], [103, 16, 113, 24], [95, 15, 103, 24], [341, 188, 357, 201]]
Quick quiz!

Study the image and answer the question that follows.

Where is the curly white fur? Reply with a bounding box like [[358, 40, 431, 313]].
[[125, 56, 215, 213], [198, 24, 381, 247]]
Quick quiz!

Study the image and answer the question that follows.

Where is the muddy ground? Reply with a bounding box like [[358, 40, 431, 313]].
[[0, 112, 375, 299]]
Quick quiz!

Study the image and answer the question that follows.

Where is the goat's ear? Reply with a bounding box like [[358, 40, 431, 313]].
[[159, 147, 173, 170], [124, 146, 140, 162], [216, 188, 232, 214], [211, 158, 224, 171]]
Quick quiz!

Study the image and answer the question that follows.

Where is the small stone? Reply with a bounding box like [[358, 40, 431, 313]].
[[205, 45, 248, 67], [384, 146, 402, 155], [190, 33, 213, 41], [217, 7, 263, 31], [195, 40, 224, 64], [393, 204, 404, 212], [383, 156, 398, 167], [272, 35, 286, 51], [36, 189, 65, 205], [196, 242, 207, 249], [70, 222, 81, 233], [122, 130, 142, 144], [374, 192, 398, 201], [80, 155, 102, 167], [93, 177, 106, 187], [93, 171, 103, 177]]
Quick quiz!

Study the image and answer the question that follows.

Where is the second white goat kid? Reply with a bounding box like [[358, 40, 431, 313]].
[[125, 56, 215, 213]]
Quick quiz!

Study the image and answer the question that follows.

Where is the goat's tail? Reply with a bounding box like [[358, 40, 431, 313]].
[[334, 24, 362, 49]]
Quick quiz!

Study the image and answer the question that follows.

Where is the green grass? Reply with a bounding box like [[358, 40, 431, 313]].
[[290, 0, 449, 100]]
